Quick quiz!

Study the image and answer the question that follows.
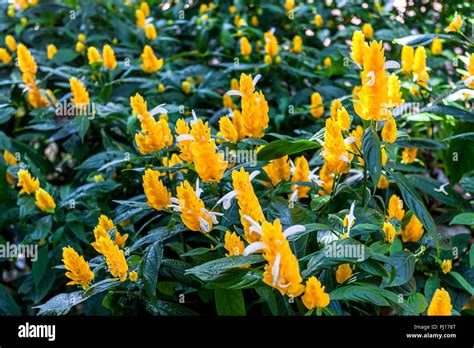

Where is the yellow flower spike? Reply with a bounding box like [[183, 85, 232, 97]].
[[0, 48, 12, 64], [93, 174, 104, 182], [4, 150, 18, 166], [350, 30, 368, 66], [241, 91, 269, 138], [381, 117, 397, 144], [69, 77, 90, 108], [400, 214, 424, 242], [413, 46, 429, 89], [5, 35, 17, 52], [130, 92, 148, 117], [98, 214, 115, 232], [190, 117, 211, 144], [427, 288, 452, 315], [264, 31, 279, 57], [240, 37, 252, 56], [264, 54, 272, 65], [301, 276, 330, 310], [444, 13, 462, 33], [157, 83, 165, 93], [362, 23, 374, 39], [330, 99, 343, 119], [176, 180, 213, 233], [175, 118, 194, 162], [284, 0, 295, 11], [46, 44, 57, 60], [336, 107, 351, 131], [318, 164, 334, 195], [401, 147, 417, 164], [386, 194, 405, 221], [387, 73, 404, 107], [230, 78, 239, 91], [401, 45, 414, 73], [103, 44, 117, 70], [251, 16, 259, 27], [263, 155, 291, 187], [191, 139, 227, 183], [141, 45, 163, 73], [62, 246, 94, 289], [314, 14, 324, 27], [78, 33, 86, 43], [377, 175, 390, 189], [115, 231, 129, 249], [224, 231, 245, 257], [35, 188, 56, 212], [440, 259, 452, 274], [336, 263, 353, 284], [87, 46, 102, 64], [140, 1, 150, 16], [218, 115, 239, 143], [17, 44, 37, 78], [292, 35, 303, 54], [322, 118, 351, 175], [17, 169, 40, 195], [228, 5, 236, 14], [145, 23, 157, 40], [323, 57, 331, 67], [310, 92, 324, 118], [136, 9, 146, 29], [95, 236, 129, 282], [290, 156, 311, 199], [181, 81, 192, 94], [431, 38, 442, 55], [231, 168, 266, 243], [383, 221, 396, 243], [129, 270, 139, 282], [75, 41, 85, 53], [348, 125, 364, 165]]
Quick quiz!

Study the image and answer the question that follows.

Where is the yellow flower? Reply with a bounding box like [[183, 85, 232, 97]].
[[224, 231, 245, 257], [136, 9, 146, 29], [264, 54, 272, 65], [142, 169, 171, 210], [400, 214, 424, 243], [140, 1, 150, 16], [431, 38, 442, 55], [5, 35, 17, 52], [240, 37, 252, 56], [93, 174, 104, 182], [145, 23, 157, 40], [401, 147, 417, 164], [335, 107, 351, 131], [7, 5, 15, 17], [75, 41, 85, 53], [301, 276, 330, 310], [377, 175, 390, 189], [176, 180, 213, 233], [444, 13, 462, 33], [323, 57, 331, 67], [310, 92, 324, 118], [410, 86, 420, 96], [356, 41, 390, 121], [387, 73, 404, 107], [322, 118, 351, 175], [264, 31, 279, 57], [69, 77, 90, 108], [284, 0, 295, 11], [46, 44, 57, 60], [413, 46, 429, 89], [362, 23, 374, 39], [141, 45, 163, 73], [218, 115, 239, 143], [462, 55, 474, 88], [94, 236, 129, 281], [349, 125, 364, 165], [115, 231, 129, 249], [383, 221, 396, 243], [440, 259, 452, 274], [381, 117, 397, 144], [318, 164, 334, 195], [78, 33, 86, 43], [290, 156, 311, 199], [292, 35, 303, 53], [182, 81, 192, 94], [401, 45, 414, 73], [232, 168, 266, 242], [175, 119, 193, 162], [336, 263, 353, 284], [20, 17, 28, 26], [191, 139, 227, 183], [17, 169, 39, 194], [17, 44, 37, 78], [251, 16, 259, 27], [157, 83, 165, 93], [427, 288, 452, 316], [241, 91, 269, 138], [228, 5, 236, 14], [103, 44, 117, 70], [386, 194, 405, 221], [314, 14, 324, 27], [62, 246, 94, 289], [129, 270, 139, 282], [199, 3, 208, 12], [263, 155, 291, 187], [35, 188, 56, 212], [87, 46, 102, 65], [0, 48, 12, 64], [330, 99, 343, 119], [350, 30, 368, 66], [4, 150, 17, 166]]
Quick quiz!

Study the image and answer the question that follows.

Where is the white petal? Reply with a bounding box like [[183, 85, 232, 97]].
[[149, 104, 167, 116], [344, 136, 357, 146], [272, 253, 281, 286], [170, 197, 179, 204], [176, 134, 194, 142], [217, 190, 238, 210], [191, 110, 199, 125], [243, 242, 267, 256], [252, 74, 262, 87], [226, 90, 243, 97], [283, 225, 306, 239], [249, 170, 260, 181], [243, 215, 263, 236], [289, 189, 299, 202], [198, 217, 210, 232], [195, 178, 203, 198], [315, 138, 325, 146], [340, 154, 351, 163], [384, 60, 400, 70], [464, 76, 474, 86], [366, 71, 375, 86]]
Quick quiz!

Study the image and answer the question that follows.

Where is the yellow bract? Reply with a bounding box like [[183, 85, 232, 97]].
[[141, 45, 163, 73], [427, 288, 452, 315], [143, 169, 171, 211], [17, 169, 40, 195], [35, 188, 56, 212], [301, 276, 330, 310], [62, 246, 94, 289]]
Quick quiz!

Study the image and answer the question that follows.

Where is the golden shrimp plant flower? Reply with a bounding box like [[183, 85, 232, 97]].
[[191, 139, 227, 183], [386, 194, 405, 221], [336, 263, 353, 284], [350, 30, 368, 66], [103, 44, 117, 70], [94, 236, 129, 282], [5, 35, 17, 52], [413, 46, 429, 89], [87, 46, 102, 64], [444, 13, 462, 33], [240, 37, 252, 56], [263, 155, 291, 187], [141, 45, 163, 73], [321, 118, 353, 175], [383, 221, 396, 243], [264, 31, 279, 57], [440, 259, 452, 274], [17, 169, 40, 195], [290, 156, 311, 200], [401, 45, 414, 74], [310, 92, 324, 118], [400, 215, 424, 242], [145, 23, 157, 40], [224, 231, 245, 257], [0, 48, 12, 64], [47, 44, 57, 60], [35, 188, 56, 212], [69, 77, 90, 108], [427, 288, 452, 315], [301, 276, 330, 310], [62, 246, 94, 289]]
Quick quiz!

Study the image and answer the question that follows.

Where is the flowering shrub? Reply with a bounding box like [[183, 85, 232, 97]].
[[0, 0, 473, 317]]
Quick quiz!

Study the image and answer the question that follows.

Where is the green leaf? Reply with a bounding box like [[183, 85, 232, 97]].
[[406, 293, 427, 314], [393, 33, 454, 46], [140, 241, 164, 301], [407, 175, 466, 208], [209, 270, 262, 290], [255, 287, 278, 315], [0, 106, 15, 124], [448, 272, 474, 296], [389, 171, 438, 247], [214, 288, 246, 315], [185, 255, 263, 281], [395, 137, 447, 149], [459, 172, 474, 194], [32, 246, 49, 287], [51, 48, 79, 64], [73, 116, 90, 142], [382, 251, 415, 287], [449, 212, 474, 226], [362, 126, 382, 188], [424, 275, 440, 303], [422, 105, 474, 122], [257, 139, 319, 162], [330, 285, 390, 306], [0, 285, 21, 315]]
